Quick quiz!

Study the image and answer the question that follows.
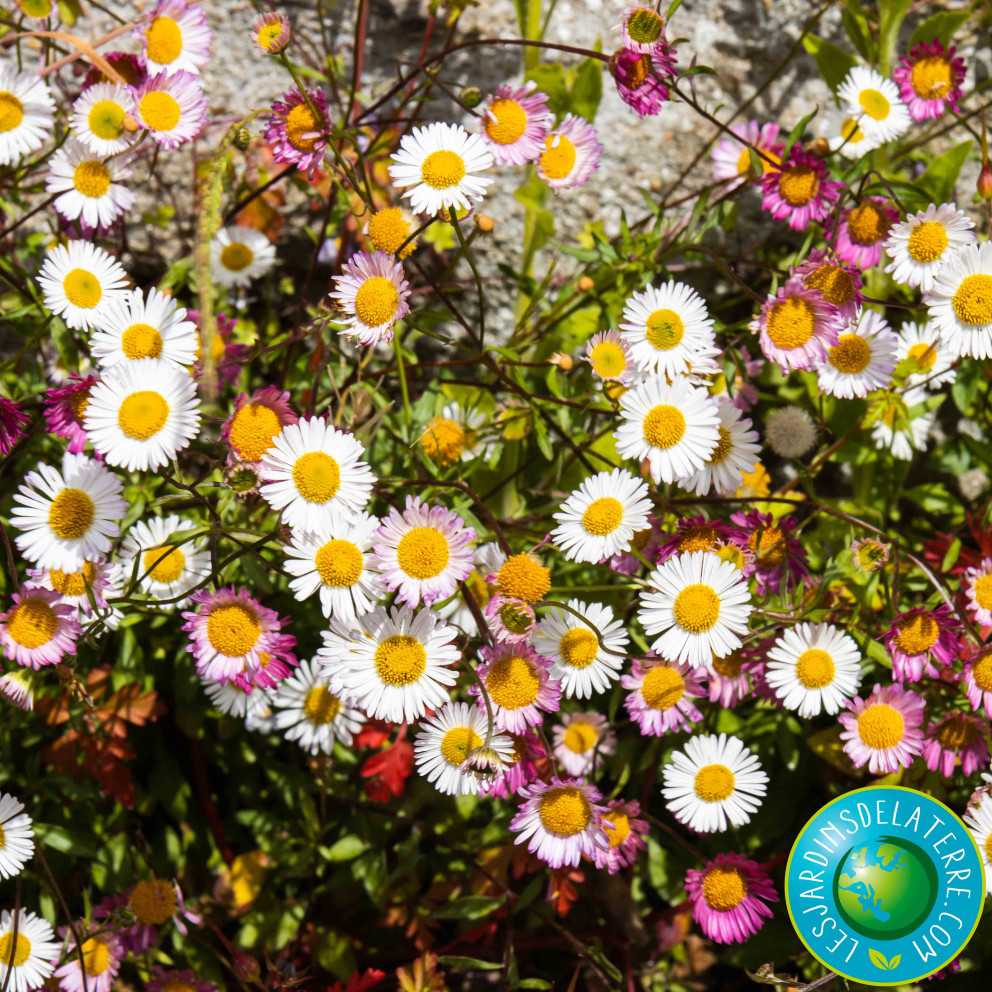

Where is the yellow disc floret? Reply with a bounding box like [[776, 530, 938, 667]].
[[118, 390, 170, 440], [314, 539, 363, 587], [673, 584, 720, 633], [856, 703, 905, 749], [228, 403, 283, 462], [795, 648, 835, 689], [538, 786, 591, 836], [486, 654, 540, 710], [374, 634, 427, 686], [702, 866, 747, 910], [496, 553, 550, 603], [6, 598, 58, 649], [292, 451, 341, 503], [642, 404, 686, 448], [129, 878, 177, 925], [694, 763, 735, 802], [48, 487, 95, 540]]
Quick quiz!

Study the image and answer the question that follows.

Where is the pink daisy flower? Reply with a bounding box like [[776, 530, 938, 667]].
[[373, 495, 476, 607], [28, 558, 116, 617], [894, 40, 965, 121], [884, 605, 962, 682], [264, 87, 329, 177], [0, 669, 35, 711], [537, 114, 602, 189], [137, 0, 212, 77], [552, 711, 616, 777], [470, 641, 561, 734], [182, 586, 294, 684], [479, 82, 553, 166], [0, 397, 29, 455], [705, 646, 762, 708], [791, 249, 864, 321], [923, 712, 989, 778], [251, 11, 291, 55], [609, 45, 676, 118], [711, 120, 784, 190], [510, 777, 610, 868], [230, 634, 298, 692], [484, 595, 537, 643], [838, 683, 926, 774], [54, 930, 123, 992], [730, 510, 809, 595], [0, 587, 80, 668], [221, 387, 298, 466], [622, 658, 705, 735], [685, 853, 778, 944], [129, 70, 207, 149], [609, 513, 663, 575], [146, 969, 216, 992], [830, 197, 899, 270], [593, 799, 648, 873], [962, 650, 992, 717], [750, 278, 844, 372], [483, 729, 543, 798], [44, 375, 99, 454], [760, 145, 842, 231], [618, 6, 669, 55], [328, 249, 411, 346], [656, 516, 734, 563], [964, 557, 992, 626], [83, 52, 147, 90], [190, 311, 249, 385]]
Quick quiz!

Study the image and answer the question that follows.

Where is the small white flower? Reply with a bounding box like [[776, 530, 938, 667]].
[[817, 308, 898, 399], [0, 909, 60, 992], [117, 514, 209, 608], [884, 202, 976, 292], [0, 63, 54, 166], [836, 66, 911, 149], [211, 226, 276, 287], [925, 241, 992, 359], [0, 793, 34, 879], [46, 139, 134, 229], [681, 403, 760, 497], [896, 320, 956, 391], [38, 240, 129, 332], [89, 287, 198, 370]]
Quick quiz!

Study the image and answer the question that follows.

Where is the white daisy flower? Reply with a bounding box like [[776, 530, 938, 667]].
[[662, 732, 768, 834], [638, 551, 753, 668], [27, 558, 116, 615], [836, 66, 911, 149], [0, 909, 59, 992], [896, 320, 956, 390], [389, 122, 494, 215], [870, 388, 935, 460], [37, 240, 129, 332], [764, 622, 863, 717], [202, 677, 274, 731], [10, 452, 126, 572], [139, 0, 212, 76], [414, 701, 514, 796], [117, 514, 209, 607], [282, 510, 384, 622], [552, 711, 615, 778], [210, 226, 276, 288], [0, 670, 34, 711], [884, 202, 976, 292], [84, 358, 201, 471], [45, 139, 134, 229], [681, 403, 760, 497], [259, 417, 375, 532], [328, 250, 411, 346], [827, 114, 873, 159], [615, 375, 721, 485], [89, 287, 198, 370], [419, 402, 492, 466], [0, 794, 34, 879], [317, 604, 459, 723], [129, 70, 207, 150], [271, 657, 365, 755], [619, 281, 721, 377], [964, 793, 992, 895], [550, 468, 652, 563], [534, 599, 628, 698], [69, 82, 134, 156], [817, 308, 898, 399], [925, 241, 992, 359], [0, 64, 54, 166]]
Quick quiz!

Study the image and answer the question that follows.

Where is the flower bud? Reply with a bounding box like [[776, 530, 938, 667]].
[[578, 276, 595, 292], [549, 351, 573, 371], [475, 214, 494, 233], [234, 126, 251, 151], [123, 114, 140, 133], [233, 953, 260, 982], [979, 161, 992, 201], [461, 86, 483, 109]]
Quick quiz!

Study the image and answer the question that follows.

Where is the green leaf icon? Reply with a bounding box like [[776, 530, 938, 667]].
[[889, 955, 901, 970], [868, 948, 890, 970]]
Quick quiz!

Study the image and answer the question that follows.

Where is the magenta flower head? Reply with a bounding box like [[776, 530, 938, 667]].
[[838, 683, 926, 774], [711, 120, 784, 190], [0, 397, 29, 456], [730, 510, 809, 596], [221, 387, 298, 467], [923, 712, 989, 778], [750, 277, 844, 373], [478, 82, 553, 166], [622, 657, 705, 735], [963, 649, 992, 718], [470, 641, 561, 734], [894, 39, 965, 121], [685, 853, 778, 944], [791, 249, 864, 321], [593, 799, 648, 873], [760, 144, 842, 231], [482, 729, 542, 798], [830, 197, 899, 270], [0, 587, 80, 669], [263, 87, 329, 178], [54, 929, 123, 992], [618, 6, 669, 55], [129, 70, 207, 149], [44, 375, 98, 454], [609, 45, 675, 118], [656, 515, 733, 563], [884, 604, 962, 682], [83, 51, 147, 90]]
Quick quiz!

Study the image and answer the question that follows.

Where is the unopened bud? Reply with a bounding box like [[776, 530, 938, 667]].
[[979, 161, 992, 201], [234, 126, 251, 151], [233, 953, 260, 982], [475, 214, 494, 233], [123, 114, 140, 133], [550, 351, 573, 371], [578, 276, 595, 292], [806, 137, 830, 159], [462, 86, 483, 109]]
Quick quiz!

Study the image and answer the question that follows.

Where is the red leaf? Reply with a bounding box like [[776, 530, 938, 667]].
[[360, 738, 413, 802], [327, 968, 386, 992], [354, 718, 393, 750], [547, 867, 584, 917]]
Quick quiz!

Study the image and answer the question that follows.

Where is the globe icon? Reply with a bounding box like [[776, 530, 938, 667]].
[[833, 837, 938, 940]]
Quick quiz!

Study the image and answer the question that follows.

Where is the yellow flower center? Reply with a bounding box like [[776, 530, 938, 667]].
[[626, 7, 664, 44], [486, 653, 540, 709], [256, 22, 285, 52], [145, 15, 183, 64], [143, 544, 186, 583], [678, 525, 718, 554], [673, 583, 721, 633], [778, 165, 819, 206], [603, 810, 631, 847], [953, 274, 992, 326], [395, 526, 450, 580], [49, 561, 98, 597], [645, 308, 685, 350], [858, 88, 890, 120], [702, 866, 748, 910], [766, 296, 815, 350], [420, 149, 466, 190], [118, 390, 170, 440], [840, 117, 865, 144], [716, 542, 747, 571], [558, 627, 599, 669], [0, 92, 24, 133], [48, 487, 95, 539], [538, 786, 591, 836], [313, 538, 363, 587], [804, 264, 853, 307], [795, 648, 835, 688], [496, 554, 550, 603], [64, 268, 102, 309], [498, 600, 534, 636], [708, 427, 733, 465], [694, 763, 736, 802], [121, 322, 163, 360], [0, 932, 31, 967], [229, 403, 282, 462], [420, 416, 465, 466], [440, 725, 482, 765], [563, 721, 598, 754], [367, 207, 414, 258], [711, 650, 742, 677], [374, 634, 427, 686], [285, 102, 321, 153], [856, 703, 905, 750], [973, 654, 992, 691], [894, 613, 939, 655], [589, 340, 627, 378], [906, 341, 937, 371], [642, 403, 686, 448], [935, 714, 977, 751], [846, 202, 889, 245], [582, 496, 624, 536], [129, 878, 176, 925], [73, 160, 111, 198], [139, 91, 181, 132], [641, 664, 685, 710], [974, 573, 992, 610], [19, 0, 55, 17], [219, 242, 255, 272], [353, 276, 399, 327], [6, 598, 57, 649], [828, 334, 872, 375], [484, 98, 528, 144], [907, 221, 949, 263], [911, 56, 953, 101], [303, 685, 341, 725], [88, 100, 125, 141], [748, 526, 784, 566], [82, 939, 110, 977], [540, 135, 577, 180], [292, 451, 341, 503], [736, 145, 780, 175], [206, 603, 262, 657]]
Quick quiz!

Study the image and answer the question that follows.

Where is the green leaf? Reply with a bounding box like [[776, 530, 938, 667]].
[[437, 957, 502, 971], [666, 0, 683, 18], [918, 139, 973, 204], [324, 835, 367, 862], [569, 58, 603, 123], [868, 947, 890, 970], [889, 954, 901, 969], [515, 982, 552, 990], [841, 6, 873, 61], [786, 108, 820, 150], [802, 35, 857, 94], [431, 895, 504, 920], [525, 63, 569, 118], [910, 10, 970, 48]]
